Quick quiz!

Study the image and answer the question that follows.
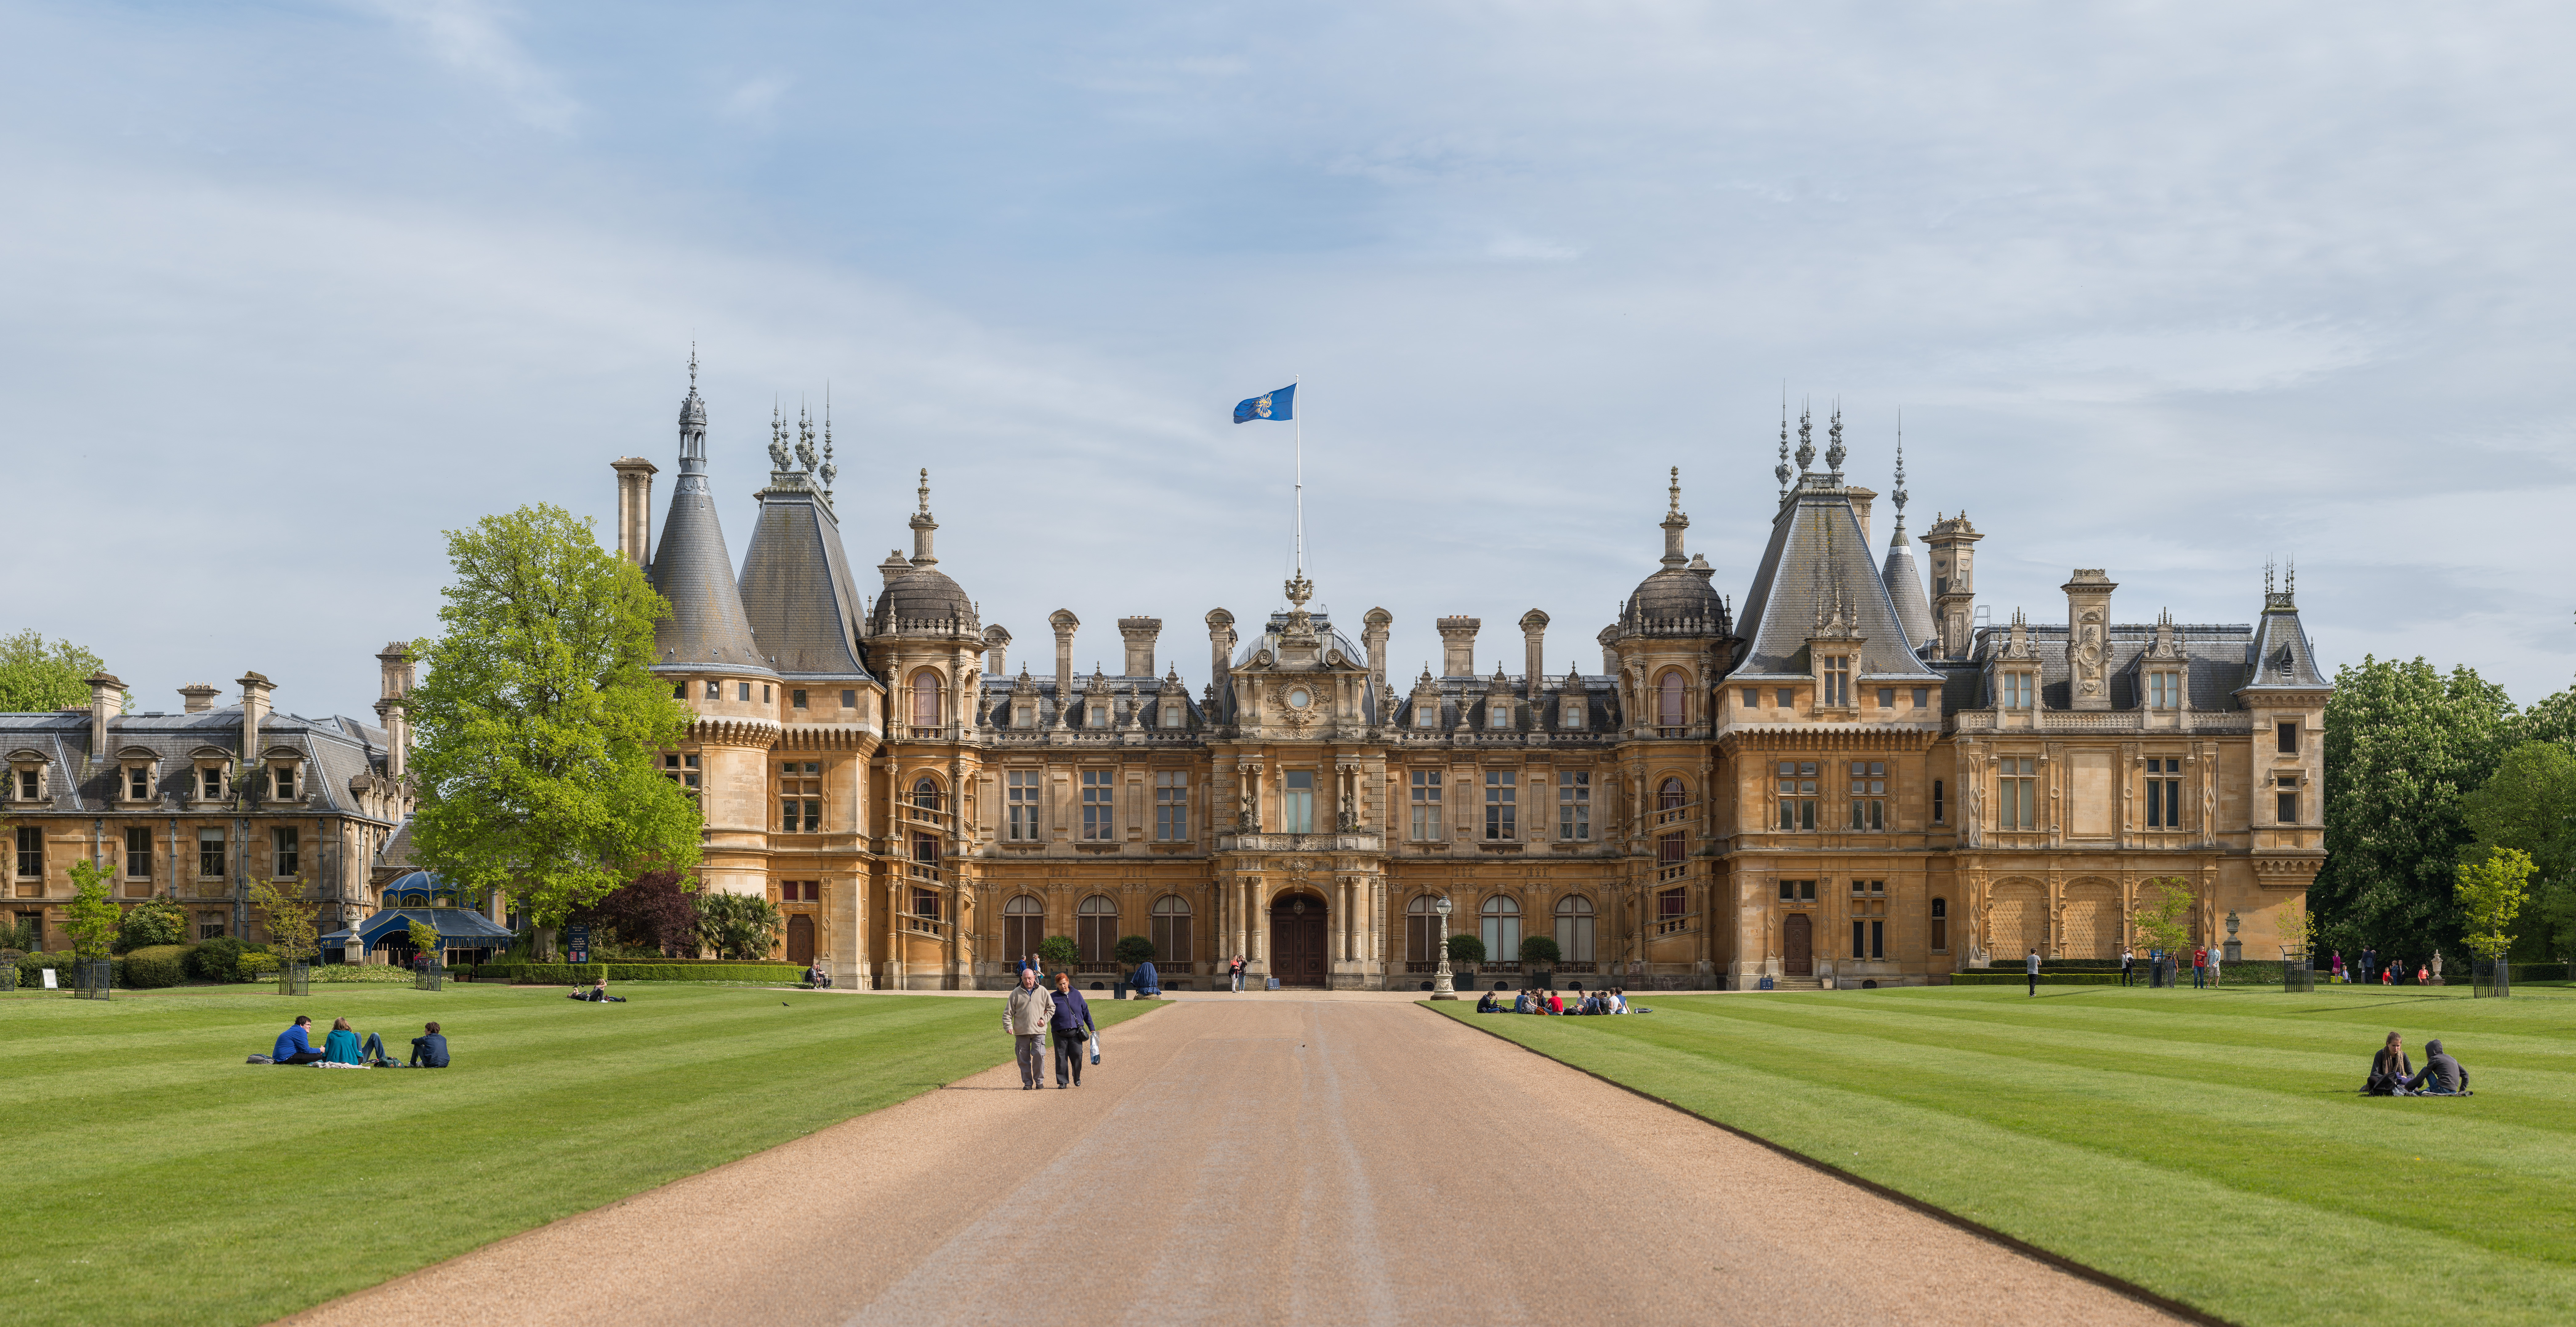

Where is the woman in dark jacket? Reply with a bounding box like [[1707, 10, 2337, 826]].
[[2366, 1031, 2414, 1095], [1048, 972, 1095, 1088]]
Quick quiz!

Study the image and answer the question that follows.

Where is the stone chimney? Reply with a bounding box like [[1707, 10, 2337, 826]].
[[1597, 625, 1618, 676], [1518, 610, 1548, 702], [1436, 616, 1481, 677], [1362, 608, 1392, 697], [237, 672, 274, 776], [1117, 617, 1161, 676], [1846, 486, 1876, 545], [611, 457, 658, 567], [1205, 609, 1236, 691], [2062, 568, 2118, 712], [179, 684, 220, 714], [1050, 610, 1080, 719], [375, 642, 415, 780], [983, 625, 1012, 676], [908, 469, 939, 567], [86, 672, 122, 759], [878, 549, 913, 586]]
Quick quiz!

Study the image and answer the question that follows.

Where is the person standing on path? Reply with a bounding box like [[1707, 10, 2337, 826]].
[[1004, 967, 1054, 1091], [2027, 948, 2040, 996], [2120, 948, 2134, 987], [1228, 953, 1245, 993], [1048, 972, 1095, 1088]]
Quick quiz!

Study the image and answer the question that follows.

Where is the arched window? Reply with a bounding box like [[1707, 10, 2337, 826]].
[[1004, 894, 1045, 965], [912, 776, 941, 812], [1406, 894, 1446, 965], [1554, 894, 1595, 964], [910, 669, 942, 728], [1481, 895, 1522, 963], [1930, 897, 1949, 953], [1659, 776, 1687, 811], [1151, 893, 1193, 964], [1657, 670, 1686, 727], [1077, 893, 1118, 965]]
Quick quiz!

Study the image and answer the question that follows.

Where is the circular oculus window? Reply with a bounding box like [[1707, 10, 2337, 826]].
[[1285, 688, 1312, 710]]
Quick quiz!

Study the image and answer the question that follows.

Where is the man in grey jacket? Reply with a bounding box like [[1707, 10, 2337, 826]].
[[1005, 967, 1055, 1090]]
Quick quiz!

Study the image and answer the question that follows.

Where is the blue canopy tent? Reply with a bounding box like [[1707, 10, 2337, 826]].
[[321, 872, 514, 965]]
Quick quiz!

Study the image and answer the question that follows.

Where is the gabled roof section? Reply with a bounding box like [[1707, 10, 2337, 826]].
[[2240, 578, 2330, 694], [739, 476, 872, 680], [1734, 476, 1940, 681]]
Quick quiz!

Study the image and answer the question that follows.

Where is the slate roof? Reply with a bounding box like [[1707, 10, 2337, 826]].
[[2239, 593, 2330, 693], [1733, 477, 1942, 681], [1881, 524, 1936, 652], [1959, 623, 2257, 711], [739, 479, 873, 679], [650, 447, 773, 677], [0, 707, 394, 817]]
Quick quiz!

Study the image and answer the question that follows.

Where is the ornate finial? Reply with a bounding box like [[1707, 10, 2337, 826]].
[[1890, 410, 1909, 526], [2285, 557, 2296, 597], [1667, 466, 1681, 515], [2265, 559, 2276, 595], [1825, 400, 1846, 478], [767, 401, 791, 471], [795, 401, 819, 473], [820, 386, 837, 496], [1795, 401, 1815, 474], [1775, 387, 1792, 497], [917, 467, 931, 514], [688, 342, 698, 392]]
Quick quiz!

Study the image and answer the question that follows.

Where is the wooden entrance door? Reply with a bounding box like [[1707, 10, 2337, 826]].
[[1270, 896, 1329, 987], [1783, 914, 1812, 976], [786, 914, 816, 966]]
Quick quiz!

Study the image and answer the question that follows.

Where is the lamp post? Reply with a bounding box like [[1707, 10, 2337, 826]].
[[1431, 895, 1458, 1000]]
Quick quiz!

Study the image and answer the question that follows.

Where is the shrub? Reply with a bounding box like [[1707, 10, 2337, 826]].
[[1519, 935, 1563, 967], [122, 944, 193, 988], [1113, 934, 1156, 966], [486, 962, 807, 984], [115, 897, 189, 953], [1037, 935, 1078, 968], [15, 951, 120, 988], [309, 963, 416, 984], [694, 893, 783, 960], [1446, 933, 1486, 964], [187, 936, 248, 982], [236, 951, 281, 981]]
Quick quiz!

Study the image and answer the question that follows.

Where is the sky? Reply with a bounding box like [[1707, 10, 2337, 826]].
[[5, 0, 2571, 722]]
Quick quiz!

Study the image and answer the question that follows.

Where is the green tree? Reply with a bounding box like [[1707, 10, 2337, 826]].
[[2454, 848, 2532, 960], [2312, 656, 2517, 960], [247, 878, 319, 965], [2272, 894, 2313, 959], [1037, 935, 1078, 969], [405, 505, 701, 950], [2130, 876, 2195, 980], [2461, 740, 2576, 962], [0, 630, 117, 714], [406, 916, 444, 966], [693, 892, 782, 960], [1113, 934, 1156, 967], [1519, 934, 1563, 967], [63, 861, 123, 959], [1445, 932, 1485, 964], [115, 895, 188, 952]]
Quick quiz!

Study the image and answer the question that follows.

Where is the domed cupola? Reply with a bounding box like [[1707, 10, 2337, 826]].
[[1617, 468, 1731, 637], [867, 468, 981, 639]]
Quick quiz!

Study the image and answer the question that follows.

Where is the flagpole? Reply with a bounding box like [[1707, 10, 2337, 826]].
[[1293, 377, 1304, 578]]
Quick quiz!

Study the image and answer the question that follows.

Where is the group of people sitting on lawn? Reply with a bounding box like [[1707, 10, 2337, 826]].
[[2365, 1031, 2472, 1096], [264, 1015, 449, 1068], [1477, 986, 1631, 1014]]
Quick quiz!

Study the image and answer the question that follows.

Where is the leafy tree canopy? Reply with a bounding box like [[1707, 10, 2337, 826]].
[[2454, 849, 2531, 960], [115, 896, 189, 953], [406, 505, 701, 929], [2462, 741, 2576, 886], [694, 892, 782, 960], [565, 869, 700, 954], [0, 630, 118, 714], [1037, 935, 1078, 968], [1113, 934, 1156, 966], [63, 862, 122, 959], [2313, 656, 2517, 959]]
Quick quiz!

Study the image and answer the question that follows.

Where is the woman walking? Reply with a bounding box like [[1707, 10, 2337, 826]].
[[1049, 972, 1095, 1088]]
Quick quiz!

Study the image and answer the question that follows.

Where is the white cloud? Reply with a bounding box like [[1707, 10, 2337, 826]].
[[343, 0, 580, 134]]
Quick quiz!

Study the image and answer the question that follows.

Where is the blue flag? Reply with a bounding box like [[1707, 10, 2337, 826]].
[[1233, 384, 1294, 423]]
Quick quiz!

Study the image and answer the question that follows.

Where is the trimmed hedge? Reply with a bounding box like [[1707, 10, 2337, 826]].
[[1951, 970, 2125, 986], [14, 952, 120, 989], [483, 962, 809, 985], [123, 944, 193, 988]]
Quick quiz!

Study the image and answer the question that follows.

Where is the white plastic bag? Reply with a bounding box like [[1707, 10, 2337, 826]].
[[1088, 1027, 1102, 1066]]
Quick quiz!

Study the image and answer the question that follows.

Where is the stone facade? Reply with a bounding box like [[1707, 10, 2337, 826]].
[[626, 380, 2327, 990]]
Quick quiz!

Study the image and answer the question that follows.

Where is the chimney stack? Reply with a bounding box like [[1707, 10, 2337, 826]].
[[1117, 617, 1162, 676], [1362, 608, 1392, 698], [1436, 616, 1481, 677], [983, 625, 1012, 676], [1050, 610, 1079, 720], [86, 672, 122, 758], [237, 672, 274, 783], [909, 469, 939, 566], [179, 684, 220, 714], [1205, 609, 1236, 692], [1518, 610, 1549, 702], [1597, 626, 1618, 677], [376, 642, 415, 780], [611, 457, 658, 567], [1847, 486, 1876, 545]]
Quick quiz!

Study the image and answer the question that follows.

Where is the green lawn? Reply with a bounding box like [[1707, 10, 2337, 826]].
[[1, 983, 1160, 1326], [1431, 984, 2576, 1326]]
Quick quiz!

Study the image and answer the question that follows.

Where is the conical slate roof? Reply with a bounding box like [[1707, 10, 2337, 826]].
[[1881, 523, 1936, 653], [649, 378, 772, 676], [740, 475, 871, 678], [1733, 476, 1941, 682]]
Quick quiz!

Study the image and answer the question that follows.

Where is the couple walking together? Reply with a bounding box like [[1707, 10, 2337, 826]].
[[1005, 967, 1098, 1090]]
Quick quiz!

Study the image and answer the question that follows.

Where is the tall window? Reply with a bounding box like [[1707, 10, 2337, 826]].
[[1086, 697, 1109, 728], [1560, 697, 1584, 728], [1930, 897, 1949, 952], [1410, 771, 1442, 841], [126, 766, 151, 801], [1776, 761, 1817, 830], [1484, 771, 1517, 840], [13, 768, 37, 800], [1820, 656, 1850, 708], [1487, 698, 1513, 729], [1657, 832, 1684, 867], [2001, 672, 2033, 709], [661, 752, 701, 796], [913, 776, 940, 812], [910, 670, 942, 728], [1152, 894, 1193, 964], [1557, 770, 1590, 840], [1851, 918, 1883, 959], [1406, 895, 1444, 963], [1554, 895, 1595, 962], [912, 886, 942, 921], [1877, 687, 1896, 709], [272, 827, 300, 877], [199, 766, 225, 800], [14, 827, 40, 879], [1481, 895, 1521, 961], [2276, 776, 2299, 823], [1932, 779, 1946, 825], [1659, 888, 1685, 922], [842, 689, 858, 709], [1657, 671, 1686, 727], [1415, 697, 1439, 729], [1076, 894, 1117, 964], [1847, 761, 1887, 830], [1155, 771, 1188, 841], [198, 829, 225, 878], [2000, 756, 2038, 829], [739, 682, 754, 702], [124, 827, 152, 878], [1006, 770, 1040, 841], [2146, 758, 2182, 828], [1659, 777, 1687, 811], [1081, 769, 1115, 840], [1281, 770, 1315, 833], [791, 689, 808, 709], [1003, 894, 1045, 962], [1161, 700, 1185, 729], [2278, 722, 2300, 754], [780, 761, 822, 832], [272, 764, 297, 801]]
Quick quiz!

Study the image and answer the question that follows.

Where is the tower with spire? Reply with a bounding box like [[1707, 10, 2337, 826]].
[[1879, 417, 1936, 651]]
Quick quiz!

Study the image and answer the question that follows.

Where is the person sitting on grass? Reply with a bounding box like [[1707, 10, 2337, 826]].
[[410, 1021, 450, 1068], [2407, 1039, 2472, 1095], [273, 1014, 327, 1065], [1476, 990, 1498, 1012], [2366, 1031, 2415, 1095], [567, 976, 628, 1003], [1548, 989, 1566, 1015], [321, 1017, 391, 1066]]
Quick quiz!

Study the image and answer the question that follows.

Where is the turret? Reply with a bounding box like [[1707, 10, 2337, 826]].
[[1922, 511, 1983, 660]]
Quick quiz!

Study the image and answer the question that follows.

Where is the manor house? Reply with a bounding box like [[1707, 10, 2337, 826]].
[[621, 370, 2328, 990]]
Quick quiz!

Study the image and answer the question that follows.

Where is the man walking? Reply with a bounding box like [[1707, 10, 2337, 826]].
[[2120, 947, 2135, 987], [1004, 966, 1054, 1091], [2026, 947, 2041, 997], [1049, 972, 1094, 1088]]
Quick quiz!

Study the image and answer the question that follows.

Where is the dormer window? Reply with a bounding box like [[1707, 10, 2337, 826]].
[[1487, 700, 1513, 730], [10, 767, 40, 802], [197, 765, 228, 801], [2000, 673, 2034, 710], [1085, 702, 1108, 729], [1415, 698, 1439, 729], [1818, 657, 1851, 708], [1560, 698, 1584, 728], [271, 763, 299, 802], [1014, 703, 1036, 729], [2147, 672, 2182, 710], [1161, 701, 1184, 729]]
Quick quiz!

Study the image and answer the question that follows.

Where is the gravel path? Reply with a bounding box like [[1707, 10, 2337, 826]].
[[283, 998, 2182, 1326]]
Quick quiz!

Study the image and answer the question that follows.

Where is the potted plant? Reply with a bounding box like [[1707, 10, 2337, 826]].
[[1445, 932, 1485, 974], [1519, 934, 1562, 987]]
